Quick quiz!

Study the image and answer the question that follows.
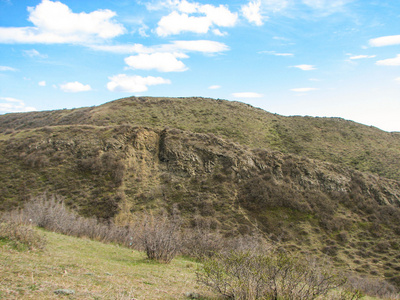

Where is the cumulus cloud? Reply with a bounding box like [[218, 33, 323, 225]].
[[241, 0, 264, 26], [199, 4, 238, 27], [369, 35, 400, 47], [232, 92, 263, 98], [0, 65, 17, 71], [208, 85, 221, 89], [291, 87, 318, 92], [60, 81, 92, 92], [156, 12, 211, 36], [0, 0, 125, 44], [107, 74, 171, 93], [155, 1, 237, 36], [292, 64, 316, 71], [0, 97, 37, 113], [38, 80, 46, 86], [125, 52, 188, 72], [376, 54, 400, 66]]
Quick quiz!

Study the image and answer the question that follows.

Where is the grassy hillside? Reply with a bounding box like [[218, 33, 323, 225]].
[[0, 229, 214, 299], [0, 97, 400, 292], [1, 124, 400, 290], [1, 97, 399, 180]]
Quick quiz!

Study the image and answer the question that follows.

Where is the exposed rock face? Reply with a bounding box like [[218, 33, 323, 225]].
[[2, 125, 400, 213]]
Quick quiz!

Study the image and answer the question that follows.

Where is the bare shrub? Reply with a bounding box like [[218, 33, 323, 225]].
[[182, 215, 268, 260], [0, 221, 46, 251], [4, 193, 140, 250], [346, 274, 399, 299], [141, 207, 182, 263], [197, 249, 347, 300], [21, 194, 74, 232], [181, 216, 225, 259]]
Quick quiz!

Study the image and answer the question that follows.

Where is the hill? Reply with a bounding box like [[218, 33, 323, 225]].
[[1, 96, 399, 180], [0, 96, 400, 289]]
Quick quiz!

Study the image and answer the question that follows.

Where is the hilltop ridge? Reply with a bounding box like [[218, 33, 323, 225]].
[[1, 96, 399, 181]]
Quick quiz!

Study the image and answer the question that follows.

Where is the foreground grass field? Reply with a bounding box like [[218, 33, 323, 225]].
[[0, 229, 215, 299]]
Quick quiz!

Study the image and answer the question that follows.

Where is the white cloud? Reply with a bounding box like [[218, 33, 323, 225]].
[[0, 65, 17, 71], [107, 74, 171, 93], [376, 54, 400, 66], [232, 92, 263, 98], [198, 4, 237, 27], [0, 97, 37, 113], [242, 0, 264, 26], [89, 43, 150, 54], [177, 0, 199, 13], [0, 0, 125, 44], [301, 0, 351, 13], [291, 87, 318, 92], [212, 29, 226, 36], [138, 23, 149, 37], [395, 77, 400, 83], [156, 11, 211, 36], [155, 2, 237, 36], [60, 81, 92, 92], [23, 49, 47, 58], [38, 80, 46, 86], [208, 85, 221, 89], [292, 64, 316, 71], [125, 52, 188, 72], [171, 40, 229, 53], [349, 54, 376, 60], [259, 50, 293, 56], [262, 0, 289, 12], [369, 35, 400, 47], [90, 40, 229, 55]]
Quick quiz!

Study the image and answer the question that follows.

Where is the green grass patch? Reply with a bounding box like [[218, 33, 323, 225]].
[[0, 229, 217, 299]]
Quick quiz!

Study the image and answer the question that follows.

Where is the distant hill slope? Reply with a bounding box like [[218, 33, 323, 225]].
[[1, 96, 399, 181]]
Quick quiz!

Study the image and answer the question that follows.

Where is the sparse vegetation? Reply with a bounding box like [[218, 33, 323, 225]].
[[0, 220, 46, 251], [197, 249, 350, 300], [142, 206, 182, 263], [1, 194, 399, 299]]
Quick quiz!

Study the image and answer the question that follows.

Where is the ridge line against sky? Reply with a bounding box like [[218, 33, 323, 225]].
[[0, 0, 400, 132]]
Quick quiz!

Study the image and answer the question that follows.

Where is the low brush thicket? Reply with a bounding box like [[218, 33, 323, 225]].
[[197, 250, 356, 300], [2, 193, 399, 299], [0, 220, 46, 251]]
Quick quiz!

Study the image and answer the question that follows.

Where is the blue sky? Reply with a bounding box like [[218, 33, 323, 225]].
[[1, 0, 400, 132]]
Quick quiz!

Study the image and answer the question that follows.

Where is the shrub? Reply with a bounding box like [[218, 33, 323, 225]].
[[346, 274, 399, 299], [197, 249, 347, 300], [0, 221, 46, 251], [4, 193, 139, 249], [141, 207, 182, 263]]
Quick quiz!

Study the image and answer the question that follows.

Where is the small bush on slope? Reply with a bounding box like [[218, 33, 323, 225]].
[[197, 249, 357, 300], [0, 221, 46, 251], [142, 206, 182, 263]]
